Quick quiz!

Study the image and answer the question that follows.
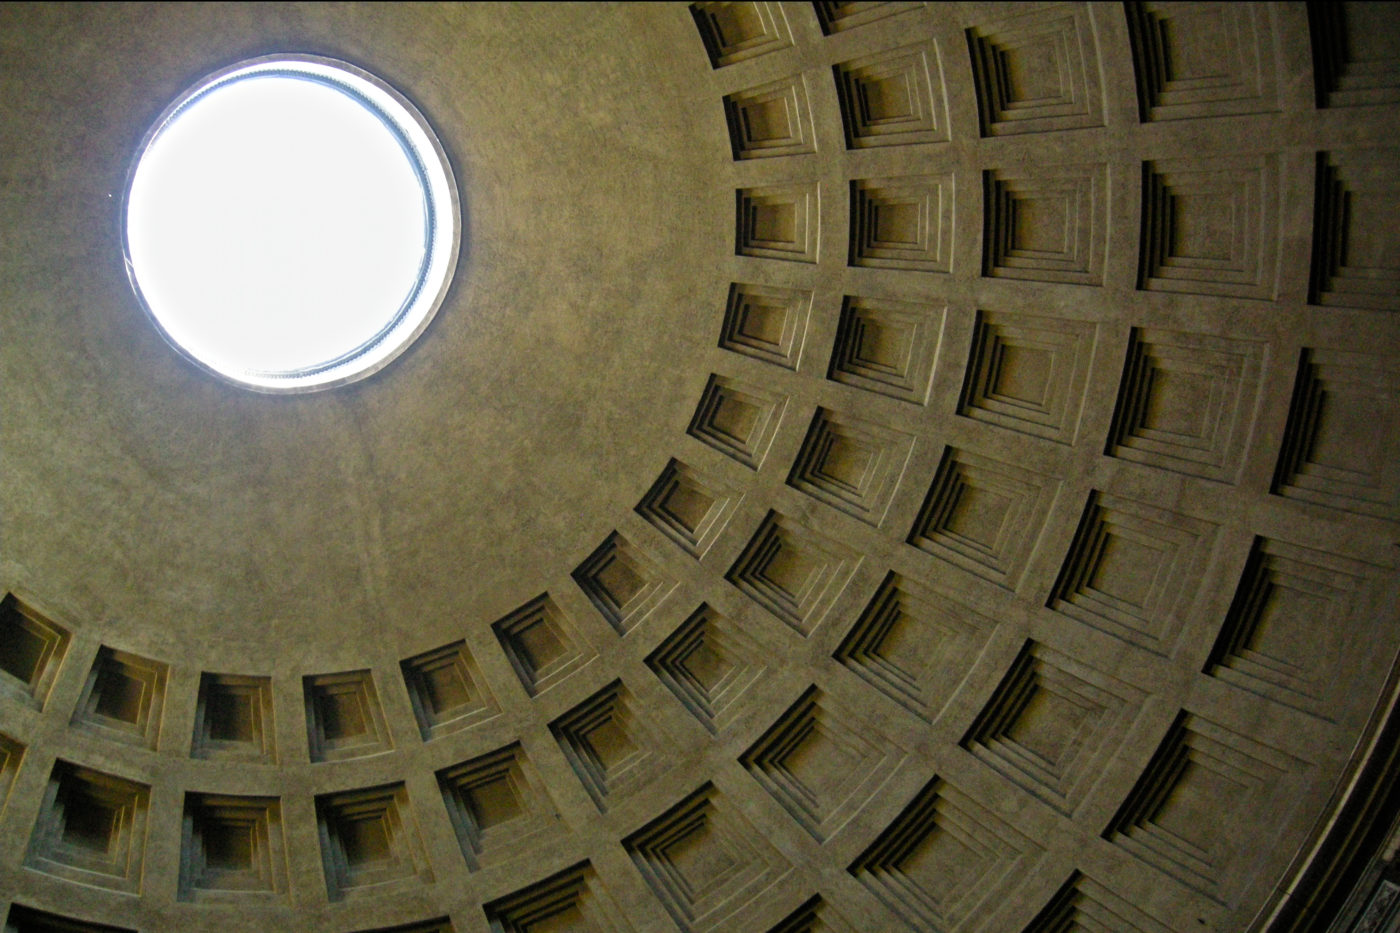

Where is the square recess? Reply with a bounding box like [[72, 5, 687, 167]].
[[0, 593, 70, 709], [179, 793, 287, 900], [192, 673, 275, 762]]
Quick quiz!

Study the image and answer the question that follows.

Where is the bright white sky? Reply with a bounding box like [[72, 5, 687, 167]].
[[127, 72, 428, 378]]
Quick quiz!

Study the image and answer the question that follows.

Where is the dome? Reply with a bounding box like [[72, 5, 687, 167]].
[[1, 3, 1398, 931]]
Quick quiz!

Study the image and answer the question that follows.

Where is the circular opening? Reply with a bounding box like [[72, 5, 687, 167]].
[[123, 56, 460, 393]]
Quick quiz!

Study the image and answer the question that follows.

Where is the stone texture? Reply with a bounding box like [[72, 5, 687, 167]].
[[1, 4, 1398, 932]]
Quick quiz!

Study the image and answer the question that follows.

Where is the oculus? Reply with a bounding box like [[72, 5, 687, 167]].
[[122, 55, 459, 392]]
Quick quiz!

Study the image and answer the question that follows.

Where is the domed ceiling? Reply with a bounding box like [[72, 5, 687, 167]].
[[1, 3, 1398, 932]]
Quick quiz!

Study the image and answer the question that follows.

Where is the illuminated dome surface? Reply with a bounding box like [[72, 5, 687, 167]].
[[2, 5, 1399, 933], [123, 56, 459, 392]]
